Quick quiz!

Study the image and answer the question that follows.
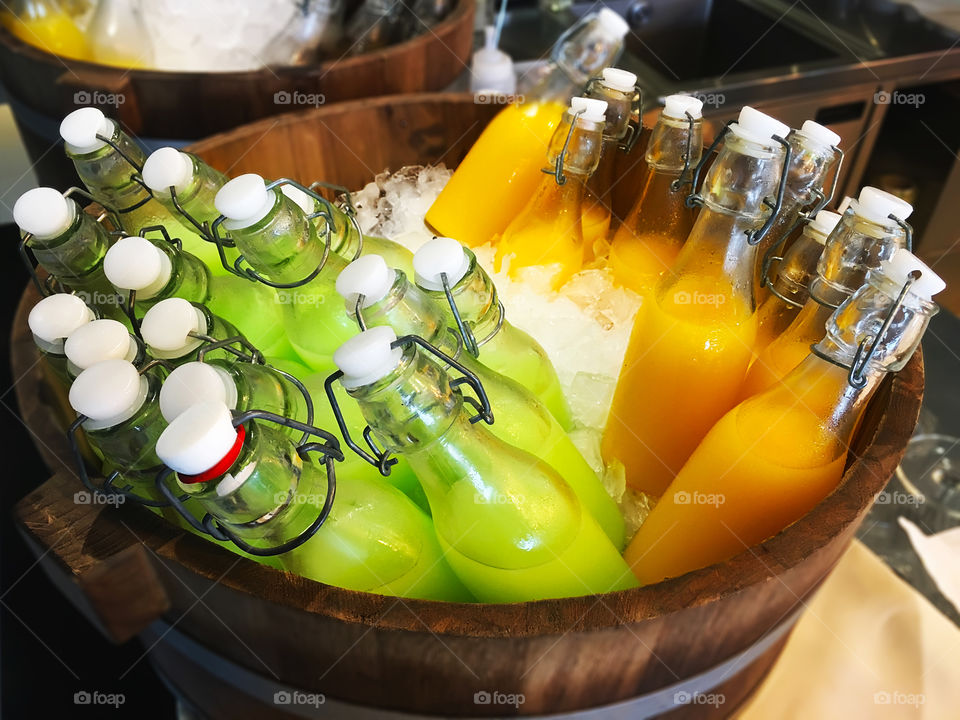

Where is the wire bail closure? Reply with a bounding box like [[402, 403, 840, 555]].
[[209, 178, 336, 289], [543, 108, 586, 186], [581, 76, 643, 154], [154, 409, 344, 556], [323, 334, 495, 476], [308, 179, 366, 262], [669, 111, 699, 192]]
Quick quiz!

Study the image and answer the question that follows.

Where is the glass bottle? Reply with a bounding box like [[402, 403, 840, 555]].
[[156, 401, 473, 601], [626, 248, 944, 584], [332, 326, 637, 601], [214, 174, 356, 373], [603, 106, 791, 498], [140, 298, 243, 368], [13, 187, 121, 316], [58, 108, 195, 241], [581, 67, 639, 260], [607, 95, 704, 295], [64, 317, 144, 378], [103, 233, 297, 362], [753, 120, 841, 297], [86, 0, 153, 68], [262, 0, 343, 66], [28, 292, 96, 385], [335, 253, 624, 545], [0, 0, 88, 59], [413, 236, 572, 429], [425, 8, 629, 248], [495, 97, 607, 288], [141, 147, 235, 275], [743, 186, 912, 399], [753, 210, 841, 353]]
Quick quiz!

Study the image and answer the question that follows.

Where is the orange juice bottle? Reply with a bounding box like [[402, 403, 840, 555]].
[[425, 9, 629, 248], [495, 97, 607, 288], [607, 95, 704, 294], [753, 210, 840, 352], [581, 68, 639, 261], [626, 248, 944, 584], [1, 0, 88, 59], [743, 186, 913, 399], [603, 106, 791, 497], [754, 120, 841, 299]]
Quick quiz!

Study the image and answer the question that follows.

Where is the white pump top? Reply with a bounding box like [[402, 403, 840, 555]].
[[336, 254, 396, 309], [851, 186, 914, 225], [807, 210, 842, 242], [799, 120, 840, 149], [879, 248, 946, 300], [103, 236, 173, 297], [68, 359, 147, 429], [13, 188, 77, 239], [214, 174, 276, 230], [730, 106, 790, 146], [600, 68, 636, 94], [662, 94, 703, 120], [596, 8, 630, 39], [59, 108, 115, 154], [413, 236, 471, 291], [28, 293, 95, 348], [570, 96, 608, 124], [160, 361, 238, 422], [334, 325, 403, 390], [470, 26, 516, 95], [64, 319, 136, 371], [142, 148, 195, 193], [141, 298, 206, 357], [156, 401, 239, 476]]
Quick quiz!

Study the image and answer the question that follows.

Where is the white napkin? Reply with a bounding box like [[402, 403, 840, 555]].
[[899, 517, 960, 616]]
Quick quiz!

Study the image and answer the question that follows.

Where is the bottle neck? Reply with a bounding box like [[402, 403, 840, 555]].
[[67, 127, 150, 210], [424, 251, 504, 348], [161, 157, 229, 224], [547, 112, 605, 176], [27, 206, 111, 285], [770, 229, 826, 304], [646, 114, 703, 175]]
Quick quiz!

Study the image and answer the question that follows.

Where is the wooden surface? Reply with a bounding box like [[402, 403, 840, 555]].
[[0, 0, 474, 140], [10, 96, 927, 716]]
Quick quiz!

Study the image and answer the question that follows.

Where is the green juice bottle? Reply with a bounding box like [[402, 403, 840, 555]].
[[332, 327, 637, 602], [14, 187, 124, 318], [156, 401, 472, 601], [102, 234, 296, 360], [280, 183, 414, 277], [213, 174, 357, 373], [335, 254, 624, 546], [141, 147, 234, 276], [413, 237, 572, 430], [64, 317, 144, 379], [58, 108, 198, 247], [28, 292, 97, 386], [140, 298, 244, 368]]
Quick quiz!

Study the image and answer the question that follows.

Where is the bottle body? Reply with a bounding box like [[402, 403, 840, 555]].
[[87, 0, 153, 68], [1, 0, 88, 59]]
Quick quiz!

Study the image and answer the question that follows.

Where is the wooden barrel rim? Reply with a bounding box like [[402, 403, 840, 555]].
[[0, 0, 473, 80]]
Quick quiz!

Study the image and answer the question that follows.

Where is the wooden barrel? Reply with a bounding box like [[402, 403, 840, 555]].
[[12, 94, 924, 719], [0, 0, 473, 188]]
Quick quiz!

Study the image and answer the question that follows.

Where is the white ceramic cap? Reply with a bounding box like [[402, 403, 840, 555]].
[[64, 319, 134, 370], [600, 68, 636, 93], [799, 120, 841, 149], [731, 106, 790, 145], [807, 210, 842, 241], [160, 362, 238, 422], [214, 174, 276, 229], [103, 236, 172, 297], [596, 8, 629, 39], [334, 326, 403, 390], [570, 96, 608, 124], [853, 186, 914, 225], [156, 401, 239, 476], [879, 248, 945, 300], [413, 236, 471, 291], [59, 108, 114, 153], [837, 196, 854, 214], [663, 94, 703, 120], [279, 184, 316, 215], [141, 298, 206, 355], [336, 254, 396, 309], [28, 293, 95, 344], [142, 148, 194, 193], [13, 188, 76, 239], [68, 359, 143, 423]]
